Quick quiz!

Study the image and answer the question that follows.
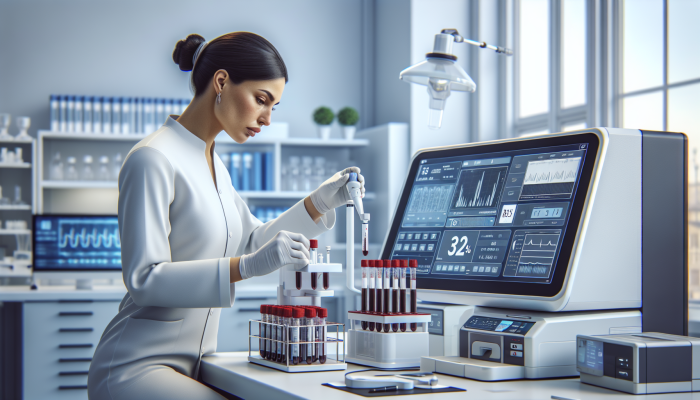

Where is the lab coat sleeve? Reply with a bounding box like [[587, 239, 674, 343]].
[[118, 147, 233, 308], [232, 187, 336, 256]]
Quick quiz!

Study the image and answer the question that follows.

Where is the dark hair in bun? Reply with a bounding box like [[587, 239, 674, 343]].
[[172, 32, 288, 96]]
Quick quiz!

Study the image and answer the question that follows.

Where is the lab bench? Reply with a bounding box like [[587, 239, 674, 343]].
[[201, 352, 700, 399]]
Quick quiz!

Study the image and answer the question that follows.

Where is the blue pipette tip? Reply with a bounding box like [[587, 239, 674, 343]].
[[348, 172, 358, 181]]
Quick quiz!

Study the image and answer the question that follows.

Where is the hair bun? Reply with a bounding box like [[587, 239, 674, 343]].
[[172, 34, 206, 72]]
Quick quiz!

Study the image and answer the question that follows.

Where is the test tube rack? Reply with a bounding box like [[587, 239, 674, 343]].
[[247, 319, 347, 372], [345, 311, 431, 369], [277, 263, 342, 306]]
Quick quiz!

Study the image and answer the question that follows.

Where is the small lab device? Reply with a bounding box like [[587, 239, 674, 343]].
[[32, 214, 123, 289], [379, 128, 687, 380], [417, 304, 475, 357], [577, 333, 700, 394]]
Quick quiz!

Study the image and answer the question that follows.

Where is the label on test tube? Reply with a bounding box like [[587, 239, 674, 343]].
[[291, 325, 299, 357]]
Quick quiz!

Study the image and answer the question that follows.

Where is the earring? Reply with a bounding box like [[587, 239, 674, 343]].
[[216, 91, 221, 104]]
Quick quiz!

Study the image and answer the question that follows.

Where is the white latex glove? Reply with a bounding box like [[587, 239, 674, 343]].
[[309, 167, 365, 215], [239, 231, 311, 280]]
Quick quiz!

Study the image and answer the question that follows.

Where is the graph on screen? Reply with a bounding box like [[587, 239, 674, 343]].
[[58, 219, 121, 257], [516, 233, 560, 277], [520, 157, 581, 199], [452, 166, 508, 209], [408, 184, 454, 213]]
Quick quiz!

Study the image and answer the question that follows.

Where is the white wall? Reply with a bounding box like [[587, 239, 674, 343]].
[[0, 0, 363, 139]]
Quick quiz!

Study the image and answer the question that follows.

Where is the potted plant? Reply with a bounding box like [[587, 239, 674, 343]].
[[337, 107, 359, 140], [313, 106, 334, 140]]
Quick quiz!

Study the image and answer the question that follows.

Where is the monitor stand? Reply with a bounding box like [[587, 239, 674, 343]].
[[420, 306, 642, 381]]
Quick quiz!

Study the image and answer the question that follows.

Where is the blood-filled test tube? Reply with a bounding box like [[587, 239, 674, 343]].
[[296, 272, 302, 290], [391, 260, 400, 332], [317, 308, 328, 364], [260, 305, 266, 358], [323, 272, 330, 290], [375, 261, 383, 332], [383, 260, 391, 333], [362, 222, 369, 256], [410, 259, 418, 332], [290, 308, 303, 365], [310, 240, 318, 290], [270, 306, 278, 361], [400, 260, 408, 332], [361, 260, 368, 330], [305, 308, 316, 364], [368, 260, 376, 331], [282, 308, 292, 364]]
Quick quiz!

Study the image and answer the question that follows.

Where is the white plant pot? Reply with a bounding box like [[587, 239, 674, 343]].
[[342, 126, 356, 140], [318, 125, 332, 140]]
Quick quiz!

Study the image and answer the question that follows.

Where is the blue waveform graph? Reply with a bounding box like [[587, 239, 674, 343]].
[[58, 219, 121, 258]]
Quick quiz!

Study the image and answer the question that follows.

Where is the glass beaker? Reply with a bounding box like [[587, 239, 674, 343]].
[[81, 155, 94, 180], [66, 157, 78, 180], [49, 152, 64, 180]]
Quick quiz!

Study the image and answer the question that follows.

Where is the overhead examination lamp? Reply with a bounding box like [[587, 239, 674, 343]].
[[400, 29, 512, 129]]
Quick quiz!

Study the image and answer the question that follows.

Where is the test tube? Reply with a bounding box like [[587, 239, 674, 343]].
[[317, 308, 327, 364], [259, 305, 267, 358], [383, 260, 391, 333], [392, 260, 400, 332], [282, 308, 292, 364], [270, 306, 278, 361], [276, 307, 284, 362], [375, 261, 383, 332], [362, 222, 369, 256], [323, 245, 331, 289], [310, 239, 318, 290], [410, 259, 418, 332], [290, 308, 303, 365], [400, 260, 408, 332], [368, 260, 376, 331], [296, 271, 302, 290], [361, 260, 368, 330], [305, 308, 316, 364]]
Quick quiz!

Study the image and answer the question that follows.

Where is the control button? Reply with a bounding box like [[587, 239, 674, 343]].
[[616, 368, 632, 381], [509, 350, 523, 357], [510, 343, 523, 350]]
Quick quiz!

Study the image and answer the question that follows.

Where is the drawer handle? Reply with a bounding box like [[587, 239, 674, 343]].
[[59, 328, 94, 332], [59, 371, 89, 376], [59, 385, 88, 390], [59, 312, 93, 316], [59, 344, 93, 349], [59, 358, 92, 362]]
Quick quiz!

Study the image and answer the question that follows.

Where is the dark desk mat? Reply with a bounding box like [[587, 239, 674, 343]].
[[323, 383, 466, 397]]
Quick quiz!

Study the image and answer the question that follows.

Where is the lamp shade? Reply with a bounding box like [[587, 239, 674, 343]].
[[399, 57, 476, 92]]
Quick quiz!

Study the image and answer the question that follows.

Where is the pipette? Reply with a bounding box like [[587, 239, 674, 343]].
[[346, 172, 370, 255]]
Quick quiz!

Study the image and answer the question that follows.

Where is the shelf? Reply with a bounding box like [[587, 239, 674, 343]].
[[39, 130, 148, 141], [238, 191, 376, 200], [0, 139, 33, 144], [0, 205, 31, 211], [0, 162, 31, 168], [216, 135, 369, 147], [41, 180, 117, 189], [0, 229, 31, 235]]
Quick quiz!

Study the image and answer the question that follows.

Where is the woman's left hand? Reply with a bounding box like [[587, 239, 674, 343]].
[[309, 166, 365, 215]]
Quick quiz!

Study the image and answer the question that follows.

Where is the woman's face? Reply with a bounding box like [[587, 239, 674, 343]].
[[215, 76, 286, 144]]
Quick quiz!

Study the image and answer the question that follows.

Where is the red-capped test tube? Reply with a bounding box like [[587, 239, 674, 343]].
[[282, 308, 292, 364], [259, 305, 267, 358], [400, 260, 408, 332], [383, 260, 391, 333], [290, 308, 303, 365], [309, 240, 318, 290], [391, 260, 400, 332], [271, 306, 278, 361], [368, 260, 376, 331], [410, 259, 418, 332], [317, 308, 328, 364], [361, 260, 368, 330], [305, 308, 316, 364], [375, 261, 383, 332]]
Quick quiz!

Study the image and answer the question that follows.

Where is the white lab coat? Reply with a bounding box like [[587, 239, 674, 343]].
[[87, 117, 335, 400]]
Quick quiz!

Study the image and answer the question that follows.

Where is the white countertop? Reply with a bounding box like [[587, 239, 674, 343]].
[[0, 284, 127, 301], [201, 352, 700, 400]]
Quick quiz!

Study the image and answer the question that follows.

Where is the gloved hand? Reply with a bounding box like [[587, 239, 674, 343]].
[[309, 167, 365, 215], [239, 231, 310, 279]]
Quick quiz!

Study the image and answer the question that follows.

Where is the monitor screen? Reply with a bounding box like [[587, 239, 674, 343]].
[[33, 215, 121, 271], [382, 133, 600, 297]]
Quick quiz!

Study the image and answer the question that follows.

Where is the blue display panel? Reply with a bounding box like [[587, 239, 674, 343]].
[[577, 338, 604, 376], [33, 215, 121, 271]]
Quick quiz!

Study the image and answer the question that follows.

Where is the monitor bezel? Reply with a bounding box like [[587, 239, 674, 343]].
[[32, 214, 122, 272], [381, 132, 601, 298]]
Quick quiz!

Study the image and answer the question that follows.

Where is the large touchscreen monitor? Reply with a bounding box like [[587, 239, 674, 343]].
[[381, 133, 600, 297]]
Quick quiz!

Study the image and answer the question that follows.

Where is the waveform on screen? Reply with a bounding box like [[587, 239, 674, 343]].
[[523, 157, 581, 185], [59, 227, 121, 249], [523, 238, 558, 249], [454, 171, 501, 208]]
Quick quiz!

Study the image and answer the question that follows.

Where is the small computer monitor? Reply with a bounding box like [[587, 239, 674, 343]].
[[33, 214, 122, 281], [381, 132, 600, 299]]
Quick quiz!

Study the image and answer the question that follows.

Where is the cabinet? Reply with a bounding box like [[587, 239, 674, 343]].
[[22, 300, 120, 400]]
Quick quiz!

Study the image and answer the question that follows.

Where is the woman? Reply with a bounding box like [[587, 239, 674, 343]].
[[88, 32, 364, 400]]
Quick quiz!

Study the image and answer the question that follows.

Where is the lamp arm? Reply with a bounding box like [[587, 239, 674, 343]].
[[440, 28, 513, 55]]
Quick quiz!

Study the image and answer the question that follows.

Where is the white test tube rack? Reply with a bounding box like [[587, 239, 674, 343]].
[[345, 311, 431, 369]]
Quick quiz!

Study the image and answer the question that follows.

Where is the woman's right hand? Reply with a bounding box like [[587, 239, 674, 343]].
[[238, 231, 310, 279]]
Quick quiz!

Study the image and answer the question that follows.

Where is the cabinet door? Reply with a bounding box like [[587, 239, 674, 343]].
[[23, 300, 119, 400]]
